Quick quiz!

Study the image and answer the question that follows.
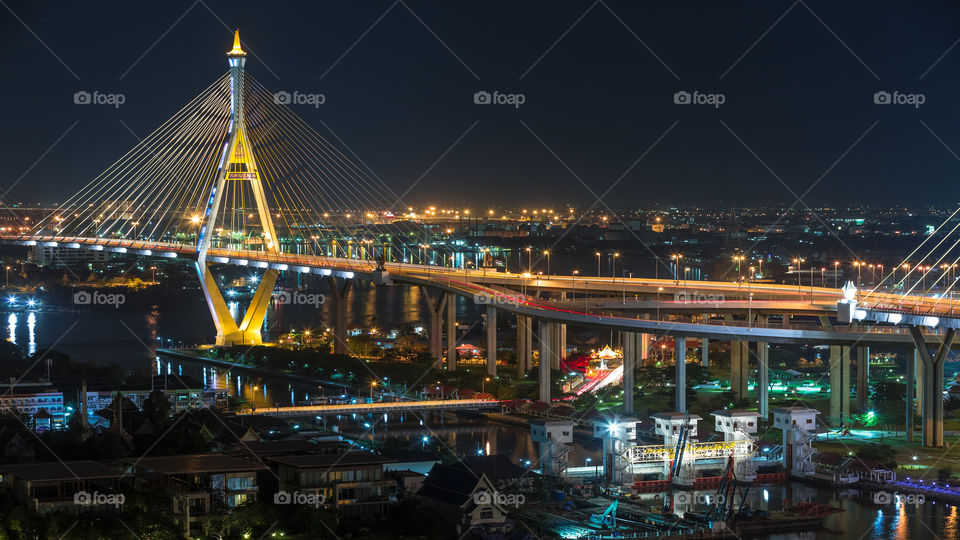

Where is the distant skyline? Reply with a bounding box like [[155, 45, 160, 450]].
[[6, 2, 960, 207]]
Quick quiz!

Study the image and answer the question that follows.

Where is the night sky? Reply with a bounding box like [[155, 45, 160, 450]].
[[4, 1, 960, 208]]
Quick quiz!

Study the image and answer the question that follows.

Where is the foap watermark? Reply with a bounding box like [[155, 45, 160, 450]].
[[673, 290, 724, 307], [474, 90, 525, 108], [274, 90, 326, 108], [474, 292, 520, 306], [673, 90, 725, 108], [274, 490, 325, 508], [73, 290, 125, 309], [474, 490, 525, 508], [74, 490, 125, 508], [873, 90, 925, 108], [273, 290, 325, 308], [873, 491, 925, 506], [73, 90, 126, 108], [673, 491, 727, 507]]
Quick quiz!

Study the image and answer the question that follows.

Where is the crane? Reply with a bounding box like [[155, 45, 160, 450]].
[[590, 499, 618, 529]]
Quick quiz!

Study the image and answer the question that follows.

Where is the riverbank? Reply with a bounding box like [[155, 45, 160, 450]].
[[158, 348, 360, 394]]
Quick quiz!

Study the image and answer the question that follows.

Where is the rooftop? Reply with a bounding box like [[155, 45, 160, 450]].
[[711, 409, 760, 418], [772, 407, 820, 414], [0, 461, 123, 482], [651, 412, 702, 421], [271, 452, 395, 469], [120, 454, 269, 475]]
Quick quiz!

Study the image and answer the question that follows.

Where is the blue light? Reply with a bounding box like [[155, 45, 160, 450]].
[[6, 296, 14, 304], [26, 299, 36, 307]]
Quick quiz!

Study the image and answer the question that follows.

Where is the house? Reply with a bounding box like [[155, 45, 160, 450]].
[[0, 461, 125, 513], [417, 462, 511, 536], [272, 452, 396, 519], [120, 454, 268, 536]]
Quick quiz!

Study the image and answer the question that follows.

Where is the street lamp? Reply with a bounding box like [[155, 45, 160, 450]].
[[732, 254, 745, 283], [596, 252, 602, 277], [482, 377, 490, 394], [150, 266, 157, 283], [370, 380, 377, 400], [526, 247, 532, 273], [4, 265, 10, 288], [544, 249, 550, 275], [833, 260, 840, 288], [612, 252, 620, 278]]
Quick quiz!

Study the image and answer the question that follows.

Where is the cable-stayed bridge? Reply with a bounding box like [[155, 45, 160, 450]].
[[4, 31, 960, 448]]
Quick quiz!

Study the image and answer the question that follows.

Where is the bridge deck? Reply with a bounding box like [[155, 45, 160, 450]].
[[234, 398, 499, 417]]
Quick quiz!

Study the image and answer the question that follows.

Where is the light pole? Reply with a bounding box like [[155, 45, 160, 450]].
[[792, 258, 804, 296], [482, 377, 490, 394], [370, 380, 377, 400], [526, 247, 532, 273], [834, 261, 840, 288], [544, 249, 550, 275], [5, 265, 9, 288], [757, 258, 764, 278], [854, 261, 862, 287], [612, 252, 619, 278], [732, 254, 745, 283], [820, 267, 825, 288], [150, 266, 157, 283], [596, 252, 602, 277], [671, 254, 683, 285], [657, 287, 663, 320]]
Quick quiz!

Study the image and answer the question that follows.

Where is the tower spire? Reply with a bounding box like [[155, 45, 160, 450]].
[[227, 29, 246, 57]]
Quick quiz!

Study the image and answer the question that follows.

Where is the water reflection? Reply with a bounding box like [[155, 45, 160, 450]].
[[6, 312, 37, 355]]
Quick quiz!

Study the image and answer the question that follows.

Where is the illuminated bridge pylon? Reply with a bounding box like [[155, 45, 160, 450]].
[[197, 31, 278, 346]]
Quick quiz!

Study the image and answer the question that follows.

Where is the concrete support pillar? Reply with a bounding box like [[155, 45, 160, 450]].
[[641, 333, 650, 365], [623, 332, 642, 415], [915, 350, 924, 416], [906, 347, 916, 442], [539, 320, 551, 402], [829, 346, 851, 424], [328, 277, 353, 355], [421, 286, 447, 364], [702, 337, 709, 367], [550, 324, 566, 370], [516, 315, 528, 375], [524, 316, 533, 374], [910, 327, 956, 447], [485, 306, 497, 376], [676, 337, 687, 411], [757, 342, 769, 419], [730, 341, 748, 398], [856, 346, 870, 412], [446, 293, 457, 371]]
